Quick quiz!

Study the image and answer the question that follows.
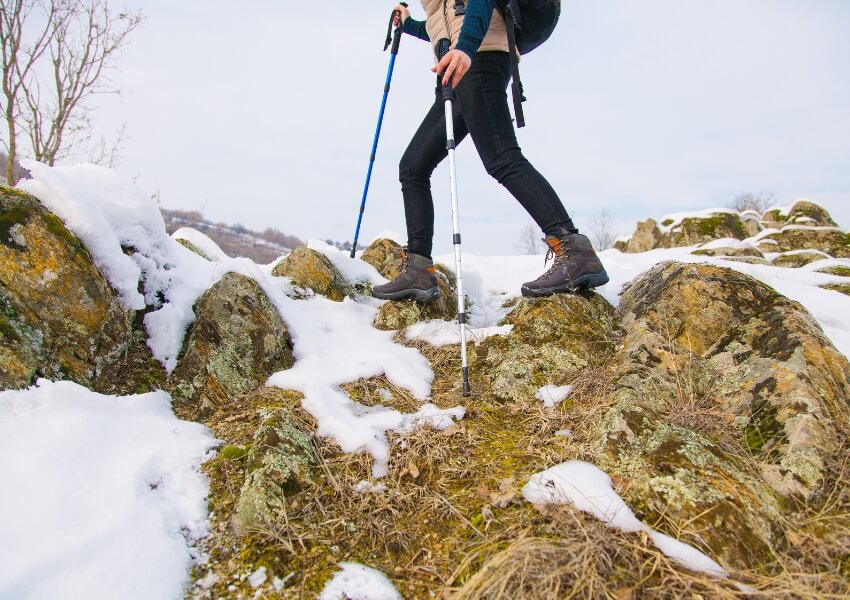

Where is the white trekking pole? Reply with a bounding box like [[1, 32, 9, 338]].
[[437, 38, 471, 397]]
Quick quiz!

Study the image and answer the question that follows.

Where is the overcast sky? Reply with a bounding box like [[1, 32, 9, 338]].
[[91, 0, 850, 255]]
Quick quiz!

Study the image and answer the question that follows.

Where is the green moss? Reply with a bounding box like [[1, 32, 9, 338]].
[[0, 204, 30, 247], [821, 283, 850, 296], [235, 410, 314, 532], [661, 219, 674, 227], [817, 265, 850, 277], [221, 445, 251, 460], [41, 211, 89, 256], [743, 392, 785, 456]]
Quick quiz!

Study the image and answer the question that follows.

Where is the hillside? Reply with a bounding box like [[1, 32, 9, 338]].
[[160, 208, 305, 264], [1, 164, 849, 599]]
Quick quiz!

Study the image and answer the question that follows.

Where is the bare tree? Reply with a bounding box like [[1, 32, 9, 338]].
[[729, 191, 774, 215], [589, 208, 615, 251], [1, 0, 142, 184], [515, 222, 545, 255]]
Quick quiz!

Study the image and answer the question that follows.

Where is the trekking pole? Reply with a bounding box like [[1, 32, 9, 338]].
[[350, 3, 408, 259], [437, 38, 471, 397]]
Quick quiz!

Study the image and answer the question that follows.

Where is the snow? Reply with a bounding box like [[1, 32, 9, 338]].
[[310, 238, 387, 286], [696, 237, 759, 251], [172, 226, 232, 261], [536, 384, 574, 408], [0, 380, 217, 600], [266, 294, 464, 477], [405, 319, 513, 346], [522, 461, 727, 578], [319, 563, 402, 600], [247, 566, 267, 588]]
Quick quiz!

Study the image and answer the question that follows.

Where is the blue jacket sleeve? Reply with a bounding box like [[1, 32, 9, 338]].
[[456, 0, 497, 58], [403, 17, 430, 41]]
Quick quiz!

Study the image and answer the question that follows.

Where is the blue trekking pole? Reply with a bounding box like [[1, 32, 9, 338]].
[[350, 3, 408, 259]]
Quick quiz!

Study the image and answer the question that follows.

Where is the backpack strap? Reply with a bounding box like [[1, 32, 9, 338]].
[[500, 0, 527, 128]]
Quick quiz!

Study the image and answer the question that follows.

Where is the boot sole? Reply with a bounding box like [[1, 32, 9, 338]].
[[520, 271, 610, 298], [373, 286, 441, 302]]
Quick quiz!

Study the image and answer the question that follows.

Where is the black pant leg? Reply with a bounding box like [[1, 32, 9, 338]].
[[454, 52, 576, 236]]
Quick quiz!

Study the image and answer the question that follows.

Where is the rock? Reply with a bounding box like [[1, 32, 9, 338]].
[[762, 201, 839, 230], [713, 256, 770, 265], [760, 227, 850, 258], [272, 247, 352, 301], [0, 186, 131, 389], [373, 264, 458, 330], [361, 238, 405, 280], [771, 250, 831, 268], [625, 219, 661, 253], [176, 237, 211, 260], [235, 409, 314, 533], [595, 262, 850, 567], [167, 273, 294, 419], [473, 292, 616, 401], [815, 264, 850, 277], [691, 239, 763, 258], [820, 283, 850, 297], [625, 212, 757, 253]]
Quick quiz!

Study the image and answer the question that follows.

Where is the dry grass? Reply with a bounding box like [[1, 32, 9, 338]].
[[189, 326, 850, 599]]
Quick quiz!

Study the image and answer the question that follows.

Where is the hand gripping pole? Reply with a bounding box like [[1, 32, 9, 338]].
[[437, 38, 471, 397]]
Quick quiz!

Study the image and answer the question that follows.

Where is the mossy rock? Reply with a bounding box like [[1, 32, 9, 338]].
[[235, 409, 314, 533], [474, 292, 616, 401], [816, 264, 850, 277], [593, 396, 784, 569], [821, 282, 850, 296], [176, 237, 211, 260], [714, 256, 770, 265], [618, 262, 850, 502], [360, 238, 405, 280], [771, 250, 830, 268], [692, 243, 763, 258], [668, 213, 747, 247], [762, 228, 850, 258], [0, 187, 131, 389], [373, 264, 458, 331], [785, 200, 839, 228], [272, 247, 353, 301], [167, 272, 294, 419]]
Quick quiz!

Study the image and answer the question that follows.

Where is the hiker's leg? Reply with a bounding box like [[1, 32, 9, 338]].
[[454, 51, 577, 236], [399, 88, 469, 258]]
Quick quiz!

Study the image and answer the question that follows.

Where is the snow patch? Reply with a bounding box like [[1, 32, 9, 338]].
[[0, 380, 217, 600], [522, 461, 727, 578], [172, 226, 231, 261], [405, 319, 513, 346], [319, 563, 402, 600], [536, 384, 574, 408]]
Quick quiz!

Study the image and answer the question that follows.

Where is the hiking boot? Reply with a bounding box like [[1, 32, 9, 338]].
[[521, 231, 609, 297], [372, 250, 441, 301]]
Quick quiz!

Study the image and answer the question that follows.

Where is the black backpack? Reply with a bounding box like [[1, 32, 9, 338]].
[[498, 0, 562, 127]]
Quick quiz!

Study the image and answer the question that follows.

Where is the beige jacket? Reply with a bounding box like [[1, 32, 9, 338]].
[[420, 0, 509, 58]]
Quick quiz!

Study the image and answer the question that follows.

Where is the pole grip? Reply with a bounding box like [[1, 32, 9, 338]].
[[437, 39, 453, 100]]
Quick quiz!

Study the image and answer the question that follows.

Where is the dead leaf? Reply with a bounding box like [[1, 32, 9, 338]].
[[407, 461, 420, 480], [475, 483, 491, 500], [491, 478, 517, 508], [786, 530, 805, 547], [614, 587, 635, 600]]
